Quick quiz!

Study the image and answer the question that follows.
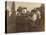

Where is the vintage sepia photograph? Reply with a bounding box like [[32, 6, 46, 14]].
[[5, 1, 45, 33]]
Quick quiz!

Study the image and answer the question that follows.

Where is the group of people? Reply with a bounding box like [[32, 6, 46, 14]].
[[6, 4, 44, 32], [16, 6, 42, 31], [16, 6, 41, 22]]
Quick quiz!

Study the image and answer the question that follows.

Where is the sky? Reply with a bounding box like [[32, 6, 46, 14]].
[[7, 2, 42, 12]]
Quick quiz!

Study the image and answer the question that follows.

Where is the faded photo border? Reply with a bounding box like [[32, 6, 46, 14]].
[[5, 1, 45, 33]]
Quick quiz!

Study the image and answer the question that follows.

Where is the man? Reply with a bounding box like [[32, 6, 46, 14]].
[[30, 8, 41, 31], [22, 7, 27, 16], [17, 6, 22, 16]]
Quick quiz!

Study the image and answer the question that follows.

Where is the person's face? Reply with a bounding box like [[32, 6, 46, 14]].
[[22, 9, 27, 14]]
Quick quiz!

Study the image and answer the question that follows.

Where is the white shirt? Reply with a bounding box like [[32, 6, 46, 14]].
[[32, 10, 41, 22], [32, 13, 37, 21]]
